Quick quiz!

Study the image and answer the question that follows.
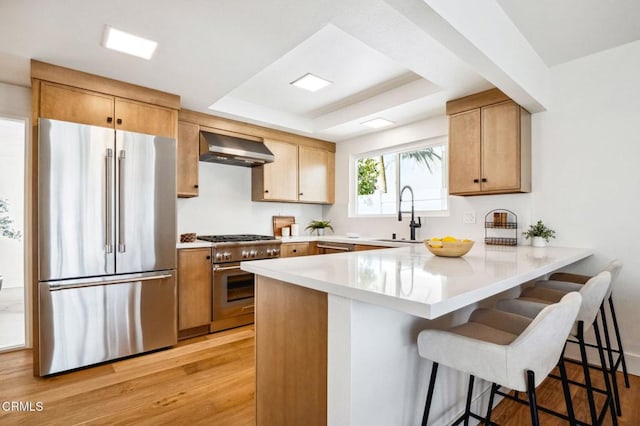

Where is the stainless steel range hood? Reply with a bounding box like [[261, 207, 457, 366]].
[[199, 131, 274, 167]]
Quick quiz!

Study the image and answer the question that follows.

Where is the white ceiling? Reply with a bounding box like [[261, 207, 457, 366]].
[[0, 0, 638, 141]]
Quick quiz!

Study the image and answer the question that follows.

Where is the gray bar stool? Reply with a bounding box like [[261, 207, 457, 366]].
[[497, 271, 616, 426], [418, 292, 581, 426], [535, 260, 627, 416]]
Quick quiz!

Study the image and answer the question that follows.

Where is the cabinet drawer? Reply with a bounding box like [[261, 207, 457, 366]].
[[281, 243, 310, 257]]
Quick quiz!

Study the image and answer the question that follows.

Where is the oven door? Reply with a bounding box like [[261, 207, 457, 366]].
[[212, 263, 255, 323]]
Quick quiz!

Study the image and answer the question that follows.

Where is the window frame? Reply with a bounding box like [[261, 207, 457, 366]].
[[348, 136, 449, 218]]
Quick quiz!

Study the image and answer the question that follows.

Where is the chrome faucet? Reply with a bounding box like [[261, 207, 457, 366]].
[[398, 185, 421, 240]]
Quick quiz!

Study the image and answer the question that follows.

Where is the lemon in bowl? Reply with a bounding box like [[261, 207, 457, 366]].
[[425, 237, 474, 257]]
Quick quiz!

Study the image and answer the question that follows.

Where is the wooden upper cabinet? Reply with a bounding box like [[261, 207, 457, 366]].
[[115, 98, 176, 138], [40, 82, 114, 128], [482, 102, 521, 192], [39, 81, 177, 139], [262, 139, 299, 201], [177, 121, 200, 197], [252, 140, 335, 204], [447, 91, 531, 196], [449, 109, 481, 194], [178, 248, 212, 332], [299, 146, 334, 204]]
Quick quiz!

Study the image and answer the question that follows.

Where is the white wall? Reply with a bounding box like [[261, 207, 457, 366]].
[[177, 161, 323, 236], [324, 116, 532, 243], [531, 40, 640, 371]]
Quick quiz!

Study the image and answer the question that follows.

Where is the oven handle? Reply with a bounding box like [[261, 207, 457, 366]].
[[213, 265, 242, 272]]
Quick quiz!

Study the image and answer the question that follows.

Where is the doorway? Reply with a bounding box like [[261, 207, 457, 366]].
[[0, 116, 26, 350]]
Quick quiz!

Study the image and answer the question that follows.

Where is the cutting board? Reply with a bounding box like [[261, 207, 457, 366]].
[[272, 216, 295, 237]]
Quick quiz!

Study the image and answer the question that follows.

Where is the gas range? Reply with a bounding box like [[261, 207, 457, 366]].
[[197, 234, 281, 262]]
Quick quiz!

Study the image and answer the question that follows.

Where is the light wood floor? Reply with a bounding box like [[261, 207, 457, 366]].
[[0, 326, 255, 425], [0, 325, 637, 425]]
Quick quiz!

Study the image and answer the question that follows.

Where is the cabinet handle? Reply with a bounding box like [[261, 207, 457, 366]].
[[481, 178, 487, 182], [194, 184, 199, 189], [206, 255, 211, 260], [299, 192, 304, 196], [107, 117, 113, 124], [292, 249, 297, 253], [265, 189, 269, 193], [116, 118, 123, 125], [473, 179, 479, 183]]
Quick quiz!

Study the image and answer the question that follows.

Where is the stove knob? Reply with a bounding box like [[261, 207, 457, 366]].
[[215, 253, 223, 261], [224, 252, 232, 261], [266, 248, 273, 256], [250, 249, 258, 258], [242, 250, 250, 259], [274, 248, 280, 255]]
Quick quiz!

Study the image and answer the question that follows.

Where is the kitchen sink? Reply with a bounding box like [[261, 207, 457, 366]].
[[375, 239, 424, 244]]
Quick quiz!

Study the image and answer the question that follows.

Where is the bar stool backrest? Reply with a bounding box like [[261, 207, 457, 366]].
[[506, 292, 582, 390], [576, 271, 611, 326]]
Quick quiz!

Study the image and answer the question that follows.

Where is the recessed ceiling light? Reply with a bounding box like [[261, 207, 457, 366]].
[[361, 118, 394, 129], [290, 73, 332, 92], [103, 25, 158, 60]]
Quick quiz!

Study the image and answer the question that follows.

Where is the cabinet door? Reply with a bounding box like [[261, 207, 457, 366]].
[[449, 109, 481, 195], [115, 98, 177, 138], [178, 248, 212, 330], [40, 82, 115, 128], [262, 139, 299, 201], [299, 146, 334, 203], [481, 101, 520, 192], [281, 243, 309, 257], [177, 121, 200, 197]]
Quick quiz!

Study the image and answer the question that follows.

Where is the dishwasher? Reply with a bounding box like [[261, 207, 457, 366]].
[[316, 242, 355, 254]]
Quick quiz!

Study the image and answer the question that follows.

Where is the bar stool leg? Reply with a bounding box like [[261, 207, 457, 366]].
[[484, 382, 499, 425], [526, 370, 540, 426], [577, 322, 598, 425], [608, 296, 630, 387], [422, 362, 439, 426], [460, 375, 475, 426], [600, 305, 622, 415], [558, 348, 577, 426], [593, 321, 619, 426]]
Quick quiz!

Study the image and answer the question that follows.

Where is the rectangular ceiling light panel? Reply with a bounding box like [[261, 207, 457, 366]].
[[361, 118, 394, 128], [103, 26, 158, 60], [290, 73, 332, 92]]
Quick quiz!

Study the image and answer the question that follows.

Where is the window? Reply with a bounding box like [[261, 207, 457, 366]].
[[351, 138, 447, 217]]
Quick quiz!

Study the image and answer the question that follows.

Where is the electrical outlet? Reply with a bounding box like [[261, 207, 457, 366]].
[[463, 211, 476, 224]]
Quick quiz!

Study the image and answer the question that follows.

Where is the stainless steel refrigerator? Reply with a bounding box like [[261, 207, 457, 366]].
[[38, 118, 177, 376]]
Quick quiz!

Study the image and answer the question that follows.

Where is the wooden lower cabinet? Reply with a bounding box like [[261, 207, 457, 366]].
[[255, 276, 327, 426], [280, 242, 311, 257], [178, 248, 212, 338]]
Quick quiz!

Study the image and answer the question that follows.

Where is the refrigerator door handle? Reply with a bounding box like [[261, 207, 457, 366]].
[[118, 149, 126, 253], [105, 148, 114, 254], [46, 273, 173, 291]]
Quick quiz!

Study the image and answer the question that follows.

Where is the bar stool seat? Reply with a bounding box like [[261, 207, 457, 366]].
[[418, 292, 581, 426], [497, 271, 617, 426]]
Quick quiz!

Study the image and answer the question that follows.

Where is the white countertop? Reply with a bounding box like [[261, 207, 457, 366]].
[[242, 244, 593, 320], [176, 235, 423, 249]]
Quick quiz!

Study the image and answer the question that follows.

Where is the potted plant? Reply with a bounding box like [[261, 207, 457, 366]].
[[305, 220, 333, 236], [1, 198, 22, 291], [523, 220, 556, 247]]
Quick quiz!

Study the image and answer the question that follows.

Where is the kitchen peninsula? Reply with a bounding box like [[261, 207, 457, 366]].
[[241, 243, 593, 426]]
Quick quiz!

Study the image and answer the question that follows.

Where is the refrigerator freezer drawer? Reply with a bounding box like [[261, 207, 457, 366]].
[[38, 271, 177, 376]]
